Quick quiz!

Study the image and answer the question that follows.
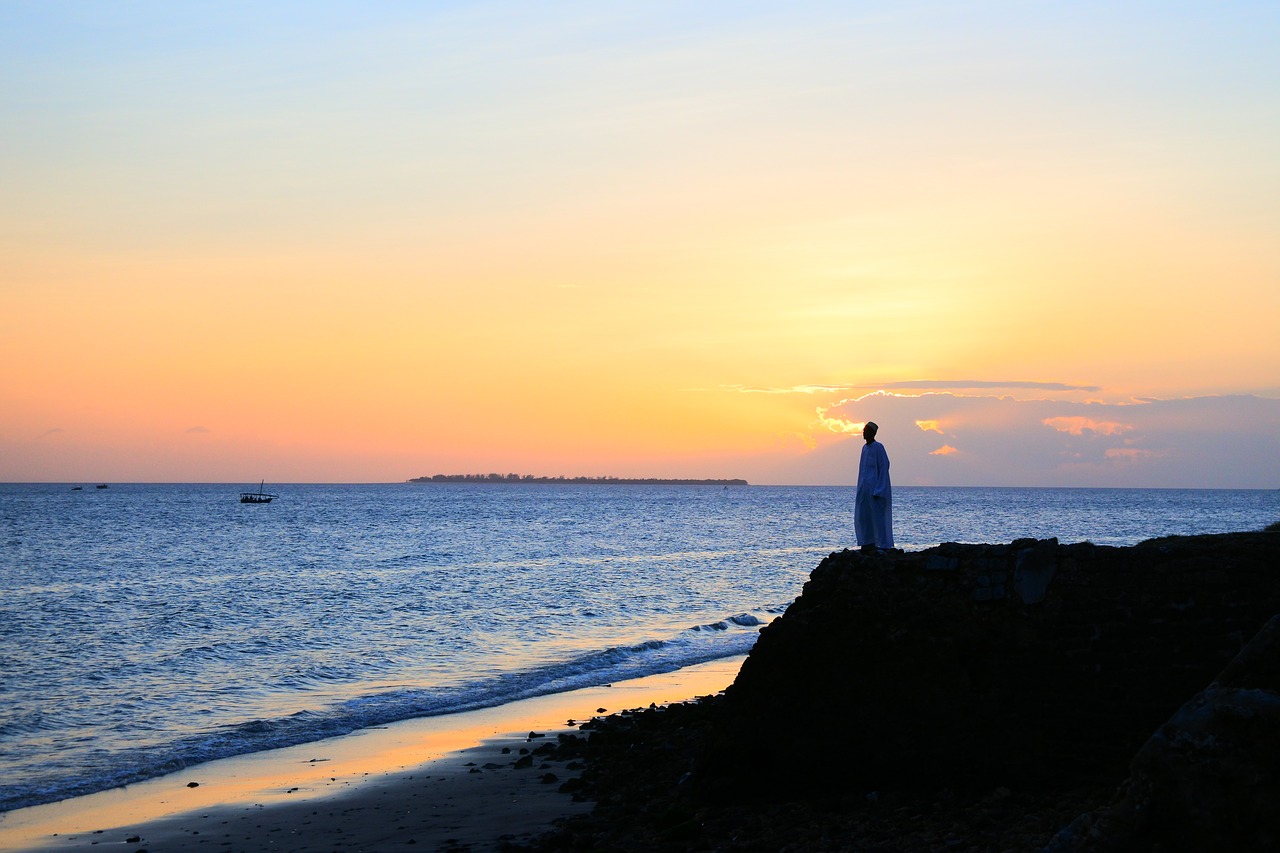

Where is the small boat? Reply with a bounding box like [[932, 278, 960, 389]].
[[71, 486, 83, 491], [95, 484, 109, 489], [240, 481, 279, 504]]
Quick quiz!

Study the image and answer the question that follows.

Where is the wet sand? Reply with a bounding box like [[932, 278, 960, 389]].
[[0, 657, 744, 852]]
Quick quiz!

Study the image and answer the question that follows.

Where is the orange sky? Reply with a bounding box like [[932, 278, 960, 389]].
[[3, 3, 1278, 486]]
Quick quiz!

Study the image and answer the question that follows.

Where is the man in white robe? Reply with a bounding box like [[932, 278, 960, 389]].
[[854, 421, 893, 551]]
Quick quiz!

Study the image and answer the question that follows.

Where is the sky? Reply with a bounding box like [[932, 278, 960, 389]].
[[2, 1, 1278, 487]]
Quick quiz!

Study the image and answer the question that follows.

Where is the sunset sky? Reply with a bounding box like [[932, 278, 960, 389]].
[[3, 1, 1278, 487]]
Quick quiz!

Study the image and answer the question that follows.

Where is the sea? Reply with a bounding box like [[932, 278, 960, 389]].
[[2, 483, 1277, 814]]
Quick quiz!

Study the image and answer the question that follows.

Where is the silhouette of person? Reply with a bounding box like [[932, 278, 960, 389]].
[[855, 421, 893, 552]]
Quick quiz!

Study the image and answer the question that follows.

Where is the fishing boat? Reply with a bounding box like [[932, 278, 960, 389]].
[[240, 481, 278, 504]]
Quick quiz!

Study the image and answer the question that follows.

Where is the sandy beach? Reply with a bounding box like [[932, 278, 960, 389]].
[[0, 657, 744, 853]]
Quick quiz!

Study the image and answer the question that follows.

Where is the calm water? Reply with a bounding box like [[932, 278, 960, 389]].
[[1, 483, 1276, 813]]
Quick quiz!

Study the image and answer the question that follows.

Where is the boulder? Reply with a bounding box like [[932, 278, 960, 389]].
[[1046, 615, 1280, 852]]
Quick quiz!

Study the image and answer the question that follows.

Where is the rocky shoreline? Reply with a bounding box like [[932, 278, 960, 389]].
[[522, 527, 1280, 852]]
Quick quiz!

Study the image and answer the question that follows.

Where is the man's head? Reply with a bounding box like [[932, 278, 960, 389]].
[[862, 421, 878, 443]]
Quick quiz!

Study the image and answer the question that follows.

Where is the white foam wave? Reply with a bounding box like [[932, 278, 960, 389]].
[[0, 606, 781, 814]]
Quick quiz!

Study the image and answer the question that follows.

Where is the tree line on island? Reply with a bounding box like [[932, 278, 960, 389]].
[[409, 473, 749, 486]]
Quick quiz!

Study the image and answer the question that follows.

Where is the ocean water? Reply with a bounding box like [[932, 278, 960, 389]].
[[1, 483, 1277, 814]]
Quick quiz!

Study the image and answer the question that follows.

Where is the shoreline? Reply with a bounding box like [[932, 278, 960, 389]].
[[0, 656, 745, 852]]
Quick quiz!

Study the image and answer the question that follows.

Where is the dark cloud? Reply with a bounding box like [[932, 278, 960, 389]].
[[876, 380, 1102, 393], [822, 393, 1280, 488], [728, 380, 1101, 395]]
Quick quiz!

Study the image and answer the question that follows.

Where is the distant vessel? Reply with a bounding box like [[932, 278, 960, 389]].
[[239, 481, 278, 504], [71, 486, 83, 491], [95, 484, 108, 489]]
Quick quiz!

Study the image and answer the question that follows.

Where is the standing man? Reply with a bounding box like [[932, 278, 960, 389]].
[[855, 421, 893, 552]]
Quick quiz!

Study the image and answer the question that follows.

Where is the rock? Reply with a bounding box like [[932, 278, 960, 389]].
[[1046, 614, 1280, 852], [526, 529, 1280, 852], [1014, 537, 1057, 604]]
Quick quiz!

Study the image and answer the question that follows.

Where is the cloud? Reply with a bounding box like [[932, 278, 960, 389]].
[[819, 392, 1280, 488], [728, 379, 1100, 395], [1043, 416, 1131, 436], [1105, 447, 1167, 461], [814, 408, 862, 435], [726, 383, 855, 395], [880, 380, 1102, 393]]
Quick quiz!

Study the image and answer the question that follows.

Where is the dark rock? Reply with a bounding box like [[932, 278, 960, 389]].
[[1047, 615, 1280, 852], [705, 531, 1280, 799], [1015, 537, 1058, 604], [525, 529, 1280, 853]]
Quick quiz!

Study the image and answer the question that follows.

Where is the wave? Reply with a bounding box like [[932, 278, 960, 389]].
[[0, 605, 784, 814]]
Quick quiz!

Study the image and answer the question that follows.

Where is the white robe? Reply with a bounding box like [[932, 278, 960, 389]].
[[855, 440, 893, 548]]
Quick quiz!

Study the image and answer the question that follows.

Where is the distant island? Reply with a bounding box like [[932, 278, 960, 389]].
[[409, 473, 749, 486]]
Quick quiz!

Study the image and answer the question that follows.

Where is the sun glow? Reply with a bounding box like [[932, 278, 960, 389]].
[[2, 3, 1277, 485]]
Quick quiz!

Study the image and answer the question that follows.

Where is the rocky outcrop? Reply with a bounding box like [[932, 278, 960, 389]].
[[1046, 614, 1280, 852], [705, 531, 1280, 800], [531, 529, 1280, 852]]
